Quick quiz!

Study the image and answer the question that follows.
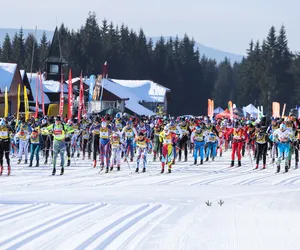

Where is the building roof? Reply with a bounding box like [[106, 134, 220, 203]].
[[111, 79, 170, 103], [0, 63, 18, 90], [43, 27, 67, 64]]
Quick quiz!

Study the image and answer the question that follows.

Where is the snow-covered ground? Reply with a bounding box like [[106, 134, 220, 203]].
[[1, 152, 300, 250]]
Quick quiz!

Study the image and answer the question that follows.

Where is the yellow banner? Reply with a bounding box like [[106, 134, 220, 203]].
[[16, 84, 20, 124], [24, 86, 29, 121], [4, 87, 8, 117]]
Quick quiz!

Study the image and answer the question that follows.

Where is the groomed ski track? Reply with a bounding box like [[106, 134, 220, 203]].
[[1, 152, 300, 250]]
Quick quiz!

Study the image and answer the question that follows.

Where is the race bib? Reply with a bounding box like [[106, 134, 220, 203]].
[[54, 130, 62, 135], [101, 132, 108, 137], [125, 132, 133, 137], [0, 131, 8, 137]]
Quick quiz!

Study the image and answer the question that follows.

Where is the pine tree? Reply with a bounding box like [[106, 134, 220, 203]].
[[1, 34, 13, 62], [23, 34, 39, 72], [38, 31, 49, 71]]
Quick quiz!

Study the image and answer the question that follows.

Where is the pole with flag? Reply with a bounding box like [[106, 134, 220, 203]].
[[4, 87, 8, 117], [59, 73, 64, 117], [39, 72, 45, 116], [77, 72, 84, 120], [24, 86, 29, 121], [68, 69, 73, 119], [35, 72, 39, 118]]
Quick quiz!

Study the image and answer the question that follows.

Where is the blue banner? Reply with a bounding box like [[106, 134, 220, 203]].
[[89, 75, 96, 101]]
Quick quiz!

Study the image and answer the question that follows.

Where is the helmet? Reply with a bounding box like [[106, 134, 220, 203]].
[[116, 113, 121, 119], [280, 123, 286, 131], [170, 120, 175, 126], [126, 120, 132, 126], [112, 132, 119, 139], [0, 119, 5, 126], [101, 121, 107, 128], [42, 119, 47, 125], [195, 126, 201, 132], [67, 119, 73, 125], [56, 116, 62, 122]]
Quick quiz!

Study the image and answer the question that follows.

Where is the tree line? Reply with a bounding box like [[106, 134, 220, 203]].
[[0, 12, 299, 116]]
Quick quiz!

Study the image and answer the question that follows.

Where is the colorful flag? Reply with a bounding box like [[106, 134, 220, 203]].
[[228, 101, 233, 120], [68, 69, 73, 119], [24, 86, 29, 121], [59, 73, 64, 117], [89, 75, 95, 102], [16, 84, 20, 124], [272, 102, 280, 118], [78, 72, 84, 120], [39, 72, 45, 116], [35, 73, 39, 118], [4, 87, 8, 117], [282, 103, 286, 118]]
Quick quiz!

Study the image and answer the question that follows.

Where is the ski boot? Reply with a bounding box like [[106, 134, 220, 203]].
[[230, 161, 234, 167], [194, 159, 197, 165], [205, 157, 209, 162], [52, 168, 56, 175], [35, 160, 39, 168], [135, 167, 139, 173], [200, 159, 203, 165], [67, 159, 71, 167], [276, 165, 280, 173], [285, 165, 289, 173], [254, 164, 258, 170], [295, 162, 298, 170], [28, 160, 33, 167], [0, 165, 3, 176], [262, 164, 266, 170], [7, 166, 11, 176], [77, 153, 80, 158], [93, 160, 96, 168], [168, 168, 172, 173], [161, 166, 164, 174], [60, 168, 64, 175], [105, 167, 109, 173], [17, 159, 21, 164], [117, 165, 120, 171], [238, 161, 242, 167], [110, 166, 113, 171], [24, 159, 28, 164], [142, 168, 146, 173], [44, 159, 48, 164], [220, 152, 222, 157], [212, 157, 215, 162], [184, 156, 187, 162], [130, 158, 133, 162]]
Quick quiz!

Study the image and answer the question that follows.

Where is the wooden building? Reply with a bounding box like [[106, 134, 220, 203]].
[[0, 63, 24, 117]]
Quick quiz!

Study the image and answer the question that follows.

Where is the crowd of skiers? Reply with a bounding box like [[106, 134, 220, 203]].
[[0, 112, 298, 176]]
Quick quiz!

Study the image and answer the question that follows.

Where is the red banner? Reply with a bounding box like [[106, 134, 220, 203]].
[[35, 72, 39, 118], [77, 72, 84, 120], [39, 72, 45, 116], [68, 69, 73, 119], [59, 73, 64, 117]]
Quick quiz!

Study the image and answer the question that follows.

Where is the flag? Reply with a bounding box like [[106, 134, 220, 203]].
[[78, 72, 84, 120], [228, 101, 233, 120], [4, 87, 8, 117], [24, 86, 29, 121], [35, 73, 39, 118], [39, 72, 45, 116], [208, 99, 212, 118], [282, 103, 286, 118], [272, 102, 280, 118], [59, 73, 64, 117], [89, 74, 95, 102], [211, 100, 214, 117], [100, 62, 108, 103], [68, 69, 73, 119], [16, 84, 20, 125]]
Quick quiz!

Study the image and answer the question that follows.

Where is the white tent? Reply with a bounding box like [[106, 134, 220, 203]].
[[214, 107, 224, 114], [244, 104, 259, 117]]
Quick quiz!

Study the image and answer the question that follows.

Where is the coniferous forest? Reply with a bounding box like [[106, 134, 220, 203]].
[[0, 12, 299, 116]]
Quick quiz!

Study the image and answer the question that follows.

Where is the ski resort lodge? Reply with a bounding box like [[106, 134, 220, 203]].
[[0, 27, 170, 117]]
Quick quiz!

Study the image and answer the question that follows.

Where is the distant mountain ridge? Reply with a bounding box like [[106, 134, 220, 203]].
[[0, 28, 243, 63]]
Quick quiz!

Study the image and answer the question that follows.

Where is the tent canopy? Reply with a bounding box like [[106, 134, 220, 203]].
[[214, 107, 224, 114], [244, 104, 259, 116], [215, 109, 238, 119]]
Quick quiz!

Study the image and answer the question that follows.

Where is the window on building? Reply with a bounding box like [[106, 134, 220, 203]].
[[49, 64, 59, 74]]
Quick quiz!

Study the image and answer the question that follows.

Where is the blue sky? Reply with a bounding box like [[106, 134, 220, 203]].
[[1, 0, 299, 55]]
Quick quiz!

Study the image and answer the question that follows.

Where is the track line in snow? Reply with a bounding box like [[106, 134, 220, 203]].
[[74, 204, 150, 250], [3, 203, 107, 250], [0, 203, 50, 223], [94, 205, 162, 250]]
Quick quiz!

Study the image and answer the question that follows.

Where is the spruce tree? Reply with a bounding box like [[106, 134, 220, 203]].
[[1, 34, 13, 62]]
